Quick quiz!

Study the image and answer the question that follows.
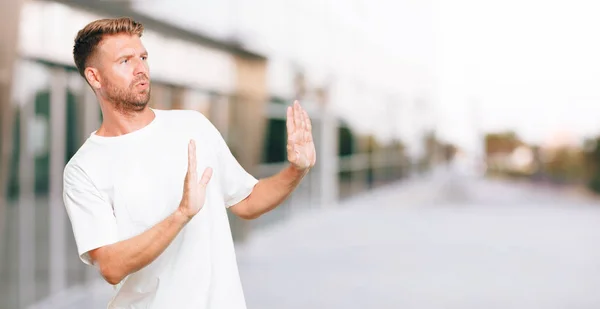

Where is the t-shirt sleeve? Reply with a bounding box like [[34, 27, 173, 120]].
[[63, 163, 119, 265], [196, 112, 259, 207]]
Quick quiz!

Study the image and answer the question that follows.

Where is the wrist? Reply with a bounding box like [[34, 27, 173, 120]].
[[289, 163, 310, 177], [174, 207, 191, 225]]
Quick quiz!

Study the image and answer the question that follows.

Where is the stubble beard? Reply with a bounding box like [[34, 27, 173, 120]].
[[104, 77, 151, 114]]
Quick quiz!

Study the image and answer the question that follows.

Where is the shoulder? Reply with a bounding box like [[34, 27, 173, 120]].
[[63, 159, 91, 189], [63, 140, 103, 189]]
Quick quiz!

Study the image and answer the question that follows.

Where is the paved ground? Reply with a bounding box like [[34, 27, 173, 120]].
[[21, 168, 600, 308], [237, 171, 600, 309]]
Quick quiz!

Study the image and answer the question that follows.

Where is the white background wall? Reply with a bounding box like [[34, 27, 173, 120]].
[[18, 1, 237, 94], [131, 0, 437, 153], [16, 0, 438, 156]]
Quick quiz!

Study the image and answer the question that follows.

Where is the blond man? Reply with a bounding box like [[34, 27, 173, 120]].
[[63, 17, 316, 308]]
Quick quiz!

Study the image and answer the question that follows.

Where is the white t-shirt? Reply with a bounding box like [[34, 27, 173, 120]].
[[62, 109, 258, 309]]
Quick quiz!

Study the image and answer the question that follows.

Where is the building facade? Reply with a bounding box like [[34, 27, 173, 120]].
[[0, 1, 416, 308]]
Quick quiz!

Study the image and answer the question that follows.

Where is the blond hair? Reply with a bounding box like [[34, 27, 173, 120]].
[[73, 17, 144, 77]]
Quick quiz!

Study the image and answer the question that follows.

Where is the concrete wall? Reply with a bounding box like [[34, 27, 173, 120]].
[[0, 0, 22, 288], [230, 56, 268, 172], [228, 56, 269, 242], [0, 0, 21, 206]]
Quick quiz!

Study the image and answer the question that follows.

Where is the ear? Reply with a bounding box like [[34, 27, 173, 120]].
[[84, 67, 102, 90]]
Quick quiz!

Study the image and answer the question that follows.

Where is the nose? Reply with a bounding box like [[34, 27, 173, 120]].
[[133, 57, 149, 77]]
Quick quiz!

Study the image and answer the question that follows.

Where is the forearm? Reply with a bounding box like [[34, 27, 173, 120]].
[[242, 164, 308, 218], [92, 209, 188, 284]]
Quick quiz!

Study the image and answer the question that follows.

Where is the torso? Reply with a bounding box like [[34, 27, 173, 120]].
[[70, 109, 247, 309]]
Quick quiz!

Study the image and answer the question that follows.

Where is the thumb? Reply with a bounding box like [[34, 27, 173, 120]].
[[198, 167, 213, 187]]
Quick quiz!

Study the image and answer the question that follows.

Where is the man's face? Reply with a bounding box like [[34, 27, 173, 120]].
[[90, 33, 150, 113]]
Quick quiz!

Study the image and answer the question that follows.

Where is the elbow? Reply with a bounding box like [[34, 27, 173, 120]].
[[101, 266, 124, 285], [104, 276, 122, 286], [98, 262, 125, 285], [90, 249, 124, 285], [240, 212, 260, 220], [249, 213, 261, 220]]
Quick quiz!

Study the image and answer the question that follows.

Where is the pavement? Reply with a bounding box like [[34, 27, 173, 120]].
[[23, 168, 600, 308], [237, 170, 600, 309]]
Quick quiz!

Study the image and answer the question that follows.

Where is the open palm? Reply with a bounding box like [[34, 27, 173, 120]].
[[179, 140, 213, 220], [286, 101, 317, 170]]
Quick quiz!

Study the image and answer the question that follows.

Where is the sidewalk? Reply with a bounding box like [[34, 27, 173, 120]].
[[235, 175, 600, 309]]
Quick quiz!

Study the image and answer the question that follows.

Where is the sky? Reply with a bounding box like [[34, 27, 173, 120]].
[[433, 0, 600, 152], [131, 0, 600, 154]]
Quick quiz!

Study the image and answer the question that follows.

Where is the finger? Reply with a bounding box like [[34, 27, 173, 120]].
[[294, 101, 306, 143], [286, 106, 294, 137], [298, 104, 308, 141], [293, 101, 304, 131], [302, 109, 312, 132], [302, 109, 313, 142], [198, 167, 213, 187], [187, 140, 197, 179]]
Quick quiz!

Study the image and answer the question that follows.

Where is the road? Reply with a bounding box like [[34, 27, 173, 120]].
[[23, 169, 600, 308]]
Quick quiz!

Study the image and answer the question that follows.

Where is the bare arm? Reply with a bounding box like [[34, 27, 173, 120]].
[[230, 165, 307, 219], [89, 209, 188, 284], [230, 101, 316, 219], [90, 140, 212, 285]]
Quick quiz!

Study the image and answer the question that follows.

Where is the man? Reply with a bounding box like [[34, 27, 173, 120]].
[[63, 17, 316, 308]]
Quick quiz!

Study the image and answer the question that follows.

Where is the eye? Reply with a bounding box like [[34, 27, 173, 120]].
[[141, 56, 148, 61], [121, 59, 129, 64]]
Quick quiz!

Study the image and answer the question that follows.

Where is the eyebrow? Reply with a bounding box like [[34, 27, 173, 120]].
[[115, 50, 149, 61]]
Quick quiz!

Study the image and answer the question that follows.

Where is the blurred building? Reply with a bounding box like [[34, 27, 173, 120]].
[[0, 1, 422, 308]]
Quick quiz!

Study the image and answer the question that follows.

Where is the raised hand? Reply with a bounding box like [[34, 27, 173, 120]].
[[286, 101, 317, 171], [178, 139, 213, 220]]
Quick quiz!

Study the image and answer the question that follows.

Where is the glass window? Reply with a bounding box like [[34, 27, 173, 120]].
[[6, 59, 54, 307], [338, 124, 355, 156], [4, 61, 92, 307], [262, 118, 287, 163]]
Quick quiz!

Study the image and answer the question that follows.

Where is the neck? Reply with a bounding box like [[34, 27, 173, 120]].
[[96, 101, 155, 137]]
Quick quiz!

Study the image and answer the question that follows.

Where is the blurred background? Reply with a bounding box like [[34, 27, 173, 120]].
[[2, 0, 600, 308]]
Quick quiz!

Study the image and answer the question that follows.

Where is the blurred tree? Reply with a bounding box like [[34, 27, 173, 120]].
[[485, 131, 522, 156], [543, 146, 585, 184], [443, 143, 457, 163], [584, 136, 600, 193], [484, 131, 525, 176], [421, 130, 455, 167]]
